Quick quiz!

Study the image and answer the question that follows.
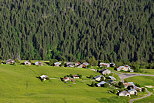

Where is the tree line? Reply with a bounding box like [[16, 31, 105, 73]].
[[0, 0, 153, 63]]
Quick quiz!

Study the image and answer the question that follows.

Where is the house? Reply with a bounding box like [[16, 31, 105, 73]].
[[54, 62, 61, 67], [99, 69, 111, 75], [129, 69, 134, 72], [93, 75, 105, 81], [134, 87, 142, 92], [97, 81, 107, 87], [99, 63, 115, 67], [82, 62, 89, 66], [63, 77, 75, 82], [110, 63, 115, 67], [24, 61, 31, 65], [39, 75, 49, 81], [118, 91, 130, 97], [90, 69, 97, 72], [65, 62, 74, 67], [116, 65, 131, 71], [127, 85, 142, 92], [108, 76, 116, 80], [99, 63, 110, 67], [35, 61, 43, 66], [82, 62, 90, 68], [72, 75, 80, 79], [123, 82, 135, 88], [77, 64, 84, 68], [63, 77, 71, 82], [75, 62, 81, 67], [128, 89, 137, 95], [107, 80, 116, 84], [6, 59, 15, 64]]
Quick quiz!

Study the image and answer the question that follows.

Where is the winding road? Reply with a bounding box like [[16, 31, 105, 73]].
[[129, 89, 152, 103], [117, 73, 154, 82], [116, 73, 154, 103]]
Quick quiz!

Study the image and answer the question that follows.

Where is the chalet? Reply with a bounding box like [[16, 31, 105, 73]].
[[116, 65, 131, 71], [118, 91, 130, 97], [123, 82, 135, 88], [82, 62, 90, 68], [127, 85, 142, 92], [99, 69, 111, 75], [93, 75, 105, 81], [72, 75, 80, 79], [108, 76, 116, 80], [77, 63, 89, 68], [97, 81, 107, 87], [75, 62, 81, 67], [6, 59, 15, 64], [54, 62, 61, 67], [110, 63, 115, 67], [63, 77, 75, 82], [134, 87, 142, 92], [24, 61, 31, 65], [99, 63, 115, 67], [65, 62, 74, 67], [128, 89, 137, 95], [39, 75, 49, 81], [99, 63, 110, 67], [90, 69, 97, 72], [35, 61, 43, 66], [82, 62, 89, 66]]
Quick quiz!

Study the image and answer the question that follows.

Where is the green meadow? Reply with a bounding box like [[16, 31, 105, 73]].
[[0, 65, 128, 103]]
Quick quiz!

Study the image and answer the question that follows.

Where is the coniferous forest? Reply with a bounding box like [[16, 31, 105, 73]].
[[0, 0, 153, 62]]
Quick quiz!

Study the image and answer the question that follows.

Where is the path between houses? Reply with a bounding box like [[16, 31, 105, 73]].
[[115, 72, 154, 103]]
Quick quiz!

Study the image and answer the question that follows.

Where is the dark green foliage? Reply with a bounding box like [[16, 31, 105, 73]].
[[142, 88, 146, 92], [103, 83, 110, 87], [118, 82, 124, 88], [0, 60, 2, 64], [49, 59, 58, 66], [88, 75, 94, 79], [14, 59, 20, 63], [90, 81, 96, 87], [77, 74, 82, 78], [135, 83, 141, 87], [87, 56, 98, 66], [109, 89, 118, 94], [0, 0, 153, 63]]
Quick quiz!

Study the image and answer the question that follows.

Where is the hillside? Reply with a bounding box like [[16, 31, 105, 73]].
[[0, 65, 128, 103], [0, 0, 154, 62]]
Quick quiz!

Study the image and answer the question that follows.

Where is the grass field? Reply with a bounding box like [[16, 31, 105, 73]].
[[141, 69, 154, 75], [125, 69, 154, 103], [0, 65, 128, 103]]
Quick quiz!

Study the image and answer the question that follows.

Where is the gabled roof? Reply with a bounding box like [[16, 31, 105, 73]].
[[94, 75, 103, 79]]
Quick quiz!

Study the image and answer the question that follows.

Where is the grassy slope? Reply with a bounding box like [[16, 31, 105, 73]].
[[125, 69, 154, 103], [0, 65, 128, 103]]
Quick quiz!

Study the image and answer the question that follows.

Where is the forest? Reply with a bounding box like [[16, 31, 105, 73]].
[[0, 0, 153, 63]]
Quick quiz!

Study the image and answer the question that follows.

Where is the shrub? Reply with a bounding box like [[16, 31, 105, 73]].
[[103, 83, 110, 87], [118, 82, 124, 88], [88, 75, 94, 79], [49, 59, 58, 66], [0, 60, 2, 64], [15, 59, 20, 63], [91, 82, 96, 87], [142, 88, 146, 92], [110, 89, 118, 94], [77, 74, 82, 78], [87, 56, 98, 66], [135, 83, 141, 87]]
